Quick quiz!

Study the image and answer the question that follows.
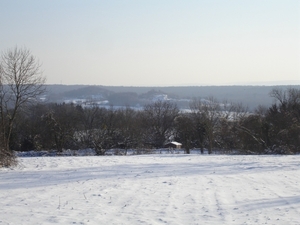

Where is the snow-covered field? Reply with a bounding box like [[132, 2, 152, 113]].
[[1, 155, 299, 225]]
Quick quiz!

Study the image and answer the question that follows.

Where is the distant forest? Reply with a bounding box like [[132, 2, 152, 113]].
[[45, 84, 300, 111]]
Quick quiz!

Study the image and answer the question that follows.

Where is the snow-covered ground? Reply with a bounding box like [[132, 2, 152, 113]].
[[0, 155, 299, 225]]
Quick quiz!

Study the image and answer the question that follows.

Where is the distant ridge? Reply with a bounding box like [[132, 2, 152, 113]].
[[230, 80, 300, 86], [177, 80, 300, 86], [45, 84, 300, 111]]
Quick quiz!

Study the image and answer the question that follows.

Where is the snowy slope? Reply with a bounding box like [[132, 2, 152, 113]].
[[0, 155, 299, 225]]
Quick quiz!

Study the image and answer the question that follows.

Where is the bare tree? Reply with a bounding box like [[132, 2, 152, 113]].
[[114, 107, 143, 155], [174, 113, 195, 154], [216, 101, 249, 153], [142, 101, 179, 148], [267, 88, 300, 153], [190, 97, 223, 154], [0, 47, 45, 166]]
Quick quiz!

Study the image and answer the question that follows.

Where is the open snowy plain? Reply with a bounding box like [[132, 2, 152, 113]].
[[0, 154, 299, 225]]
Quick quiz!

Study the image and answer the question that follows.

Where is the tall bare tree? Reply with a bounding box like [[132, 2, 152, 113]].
[[0, 47, 45, 166], [190, 97, 222, 154], [174, 113, 195, 154], [142, 101, 179, 148]]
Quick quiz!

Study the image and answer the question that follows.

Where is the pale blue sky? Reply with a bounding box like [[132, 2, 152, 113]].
[[1, 0, 299, 86]]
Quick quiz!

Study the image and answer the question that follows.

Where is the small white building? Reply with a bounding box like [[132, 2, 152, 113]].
[[164, 141, 182, 149]]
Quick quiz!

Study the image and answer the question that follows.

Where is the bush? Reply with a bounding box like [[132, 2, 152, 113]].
[[0, 148, 17, 167]]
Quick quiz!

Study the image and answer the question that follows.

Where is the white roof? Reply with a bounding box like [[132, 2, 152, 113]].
[[170, 141, 182, 146]]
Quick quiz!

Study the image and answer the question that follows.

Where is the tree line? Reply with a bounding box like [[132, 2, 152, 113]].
[[8, 87, 300, 156]]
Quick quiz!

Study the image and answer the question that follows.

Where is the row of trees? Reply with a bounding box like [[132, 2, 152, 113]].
[[8, 87, 300, 156]]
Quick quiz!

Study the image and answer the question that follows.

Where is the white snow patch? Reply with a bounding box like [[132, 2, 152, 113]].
[[1, 155, 299, 224]]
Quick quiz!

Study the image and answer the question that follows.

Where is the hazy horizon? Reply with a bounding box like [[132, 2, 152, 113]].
[[1, 0, 299, 86], [46, 79, 300, 87]]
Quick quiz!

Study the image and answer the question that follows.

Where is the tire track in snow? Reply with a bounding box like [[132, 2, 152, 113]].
[[201, 175, 226, 223], [230, 170, 300, 224]]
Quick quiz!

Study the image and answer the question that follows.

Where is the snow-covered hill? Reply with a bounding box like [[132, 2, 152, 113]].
[[1, 155, 299, 224]]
